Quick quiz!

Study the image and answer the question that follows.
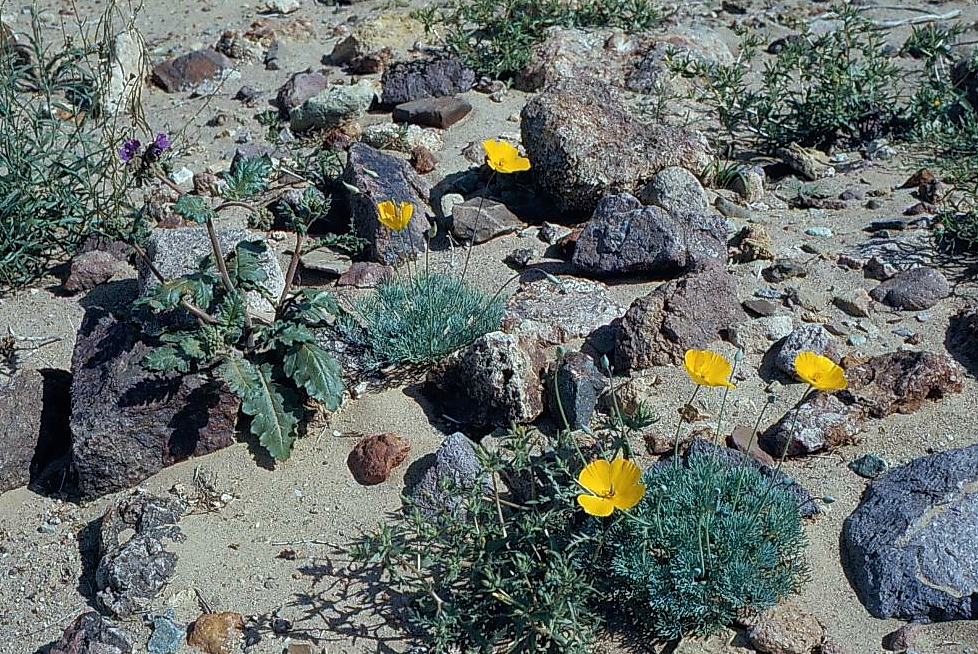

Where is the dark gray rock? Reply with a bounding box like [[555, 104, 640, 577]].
[[684, 439, 820, 518], [151, 48, 232, 93], [393, 95, 472, 128], [842, 444, 978, 620], [849, 453, 888, 479], [345, 143, 430, 265], [520, 80, 711, 219], [870, 266, 949, 311], [410, 432, 486, 516], [95, 493, 186, 617], [572, 193, 726, 277], [947, 305, 978, 372], [275, 69, 329, 112], [0, 369, 70, 494], [450, 198, 522, 244], [381, 54, 475, 105], [425, 332, 546, 428], [70, 309, 240, 500], [547, 351, 605, 429], [774, 323, 839, 381], [762, 259, 808, 283], [49, 611, 133, 654], [615, 261, 746, 369]]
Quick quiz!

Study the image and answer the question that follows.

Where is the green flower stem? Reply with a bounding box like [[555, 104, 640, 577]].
[[673, 385, 701, 469], [730, 396, 775, 512], [713, 355, 740, 447], [278, 231, 304, 305], [753, 384, 814, 520], [131, 242, 219, 326], [600, 356, 631, 459]]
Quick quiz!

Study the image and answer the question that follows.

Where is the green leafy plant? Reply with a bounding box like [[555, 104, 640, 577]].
[[350, 425, 600, 653], [421, 0, 663, 80], [353, 271, 504, 366], [673, 3, 901, 151], [598, 453, 810, 640], [134, 154, 345, 461], [0, 8, 139, 290]]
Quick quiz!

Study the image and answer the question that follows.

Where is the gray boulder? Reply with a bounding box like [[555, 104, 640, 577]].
[[409, 432, 486, 516], [95, 493, 186, 617], [637, 166, 710, 215], [289, 79, 376, 132], [774, 323, 839, 381], [501, 277, 625, 346], [345, 143, 430, 265], [520, 79, 711, 219], [138, 227, 283, 318], [425, 332, 546, 428], [548, 351, 606, 430], [842, 444, 978, 620], [0, 369, 70, 494], [380, 54, 475, 105], [572, 192, 726, 277], [70, 309, 240, 500]]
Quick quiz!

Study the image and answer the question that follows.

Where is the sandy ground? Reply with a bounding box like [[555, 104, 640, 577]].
[[1, 0, 978, 652]]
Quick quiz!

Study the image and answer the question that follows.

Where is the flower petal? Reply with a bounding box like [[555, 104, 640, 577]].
[[794, 351, 847, 390], [577, 493, 616, 517], [577, 459, 612, 496], [609, 458, 641, 489], [612, 481, 646, 511], [398, 201, 414, 228], [684, 349, 734, 388], [377, 200, 397, 231]]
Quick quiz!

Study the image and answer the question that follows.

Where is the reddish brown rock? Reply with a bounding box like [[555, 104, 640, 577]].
[[49, 611, 132, 654], [336, 261, 394, 288], [393, 96, 472, 128], [842, 350, 965, 418], [275, 69, 329, 112], [410, 145, 437, 174], [187, 612, 245, 654], [64, 250, 123, 292], [152, 48, 233, 93], [347, 432, 411, 485]]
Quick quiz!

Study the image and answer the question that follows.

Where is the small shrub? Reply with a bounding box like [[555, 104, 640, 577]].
[[674, 3, 901, 151], [0, 8, 138, 290], [354, 271, 504, 366], [597, 453, 810, 640], [350, 426, 600, 653], [420, 0, 663, 80]]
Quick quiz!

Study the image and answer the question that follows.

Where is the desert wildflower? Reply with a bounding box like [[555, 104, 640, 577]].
[[576, 458, 646, 517], [794, 351, 847, 391], [119, 138, 140, 163], [683, 349, 736, 389], [377, 200, 414, 232], [482, 139, 531, 174]]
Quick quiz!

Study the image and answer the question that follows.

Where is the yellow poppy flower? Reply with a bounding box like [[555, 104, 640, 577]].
[[683, 349, 735, 389], [576, 458, 646, 517], [482, 139, 531, 174], [376, 200, 414, 232], [794, 351, 847, 391]]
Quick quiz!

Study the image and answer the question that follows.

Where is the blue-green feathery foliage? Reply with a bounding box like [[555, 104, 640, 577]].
[[598, 454, 810, 640], [355, 271, 504, 365]]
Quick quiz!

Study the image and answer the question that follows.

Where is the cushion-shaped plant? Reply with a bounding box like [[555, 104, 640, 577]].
[[598, 453, 810, 640]]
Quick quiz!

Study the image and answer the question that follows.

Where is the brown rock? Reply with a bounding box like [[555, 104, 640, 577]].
[[729, 224, 775, 263], [410, 145, 437, 174], [842, 350, 965, 419], [899, 168, 936, 188], [347, 432, 411, 485], [188, 612, 245, 654], [614, 261, 746, 370], [0, 369, 71, 494], [882, 623, 920, 651], [450, 198, 522, 244], [275, 70, 329, 113], [49, 611, 132, 654], [729, 424, 775, 466], [393, 96, 472, 128], [64, 250, 122, 292], [152, 48, 233, 93], [744, 599, 825, 654], [336, 261, 394, 288], [764, 392, 861, 457]]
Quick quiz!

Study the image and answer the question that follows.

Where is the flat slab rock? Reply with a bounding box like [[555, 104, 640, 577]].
[[842, 444, 978, 621], [501, 277, 625, 346]]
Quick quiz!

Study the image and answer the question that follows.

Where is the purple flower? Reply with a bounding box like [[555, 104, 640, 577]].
[[119, 138, 140, 163], [153, 133, 170, 151]]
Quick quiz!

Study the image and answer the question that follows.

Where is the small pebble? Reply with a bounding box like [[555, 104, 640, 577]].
[[804, 226, 834, 238], [847, 334, 868, 347], [849, 453, 888, 479], [915, 312, 932, 322]]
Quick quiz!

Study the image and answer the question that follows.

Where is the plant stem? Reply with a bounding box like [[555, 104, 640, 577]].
[[713, 355, 740, 448], [131, 242, 219, 326], [673, 385, 700, 469], [279, 231, 304, 305]]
